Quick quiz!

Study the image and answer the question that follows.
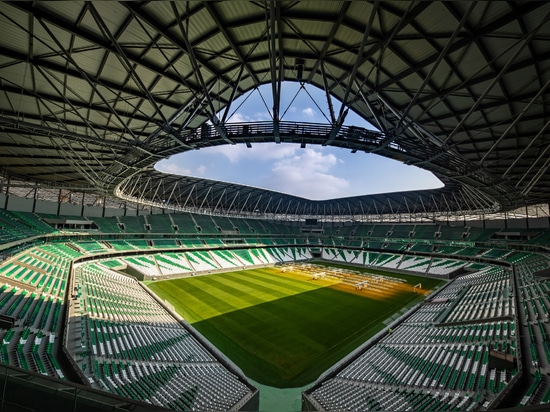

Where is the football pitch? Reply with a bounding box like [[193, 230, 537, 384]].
[[147, 263, 444, 388]]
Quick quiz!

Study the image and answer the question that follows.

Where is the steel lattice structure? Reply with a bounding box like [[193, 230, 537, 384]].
[[1, 1, 550, 219]]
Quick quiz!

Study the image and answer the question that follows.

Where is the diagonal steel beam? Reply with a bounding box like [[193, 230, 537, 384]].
[[376, 1, 543, 91], [171, 2, 233, 145], [33, 65, 109, 143], [479, 77, 550, 165], [442, 9, 550, 144], [4, 3, 195, 104], [268, 0, 282, 142], [305, 2, 351, 85], [353, 80, 385, 132], [503, 118, 550, 179], [0, 45, 184, 122], [337, 1, 379, 125], [329, 1, 429, 92], [33, 18, 140, 142], [87, 3, 168, 126], [0, 115, 130, 150], [321, 63, 337, 124], [323, 1, 379, 146], [395, 2, 476, 131], [204, 2, 260, 86], [221, 65, 246, 124], [0, 83, 154, 130]]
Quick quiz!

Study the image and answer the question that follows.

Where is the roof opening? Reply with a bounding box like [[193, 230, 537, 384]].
[[156, 83, 443, 200]]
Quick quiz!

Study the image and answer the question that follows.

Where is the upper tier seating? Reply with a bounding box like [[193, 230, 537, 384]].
[[192, 214, 219, 234], [146, 214, 176, 234], [90, 217, 123, 234], [210, 215, 237, 233], [118, 216, 148, 233], [389, 224, 415, 239], [170, 213, 198, 234], [0, 210, 56, 244]]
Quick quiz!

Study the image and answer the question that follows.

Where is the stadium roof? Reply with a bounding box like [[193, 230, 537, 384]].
[[1, 1, 550, 217]]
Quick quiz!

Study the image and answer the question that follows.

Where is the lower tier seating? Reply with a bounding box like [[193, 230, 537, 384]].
[[305, 266, 519, 411], [71, 264, 256, 411]]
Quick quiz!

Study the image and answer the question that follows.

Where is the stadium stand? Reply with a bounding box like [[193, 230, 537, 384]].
[[211, 216, 238, 233], [231, 218, 255, 235], [0, 208, 549, 410], [170, 214, 200, 234], [117, 216, 149, 234], [147, 214, 177, 234], [192, 215, 220, 235], [304, 267, 518, 411], [71, 264, 256, 411], [86, 217, 120, 234]]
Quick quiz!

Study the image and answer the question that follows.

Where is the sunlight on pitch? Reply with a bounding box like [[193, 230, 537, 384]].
[[158, 263, 433, 324], [278, 262, 427, 302]]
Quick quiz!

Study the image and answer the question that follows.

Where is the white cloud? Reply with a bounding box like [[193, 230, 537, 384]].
[[226, 112, 249, 123], [268, 149, 350, 199], [226, 110, 271, 123], [273, 149, 336, 172], [196, 165, 207, 175], [155, 161, 191, 176], [155, 158, 207, 178], [302, 107, 316, 118], [206, 143, 298, 163]]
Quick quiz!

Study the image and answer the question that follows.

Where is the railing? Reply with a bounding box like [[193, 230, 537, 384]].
[[146, 120, 391, 153]]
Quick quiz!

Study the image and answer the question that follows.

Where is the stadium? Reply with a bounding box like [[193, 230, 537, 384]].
[[1, 1, 550, 411]]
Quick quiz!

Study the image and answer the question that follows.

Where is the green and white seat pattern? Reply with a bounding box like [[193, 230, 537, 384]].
[[0, 245, 69, 379], [75, 264, 255, 411], [307, 266, 518, 411]]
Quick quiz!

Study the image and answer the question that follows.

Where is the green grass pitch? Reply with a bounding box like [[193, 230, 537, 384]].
[[147, 265, 444, 388]]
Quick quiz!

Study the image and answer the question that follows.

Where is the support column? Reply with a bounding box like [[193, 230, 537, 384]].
[[31, 186, 37, 213], [3, 177, 10, 210], [80, 192, 85, 217], [57, 189, 62, 216]]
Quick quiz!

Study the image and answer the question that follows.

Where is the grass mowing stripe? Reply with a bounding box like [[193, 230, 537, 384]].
[[198, 272, 336, 364], [150, 266, 445, 387], [205, 272, 294, 301], [230, 268, 316, 291], [190, 275, 274, 310], [175, 278, 238, 313], [195, 286, 395, 384], [192, 297, 314, 377], [149, 277, 236, 321], [154, 271, 314, 322], [237, 293, 327, 353], [147, 281, 209, 321], [193, 294, 327, 383], [221, 269, 320, 299]]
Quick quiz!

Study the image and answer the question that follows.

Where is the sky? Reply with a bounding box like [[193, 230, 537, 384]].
[[155, 82, 443, 200]]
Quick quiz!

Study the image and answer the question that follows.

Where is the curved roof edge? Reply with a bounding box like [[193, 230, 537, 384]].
[[115, 168, 501, 218], [112, 120, 516, 218]]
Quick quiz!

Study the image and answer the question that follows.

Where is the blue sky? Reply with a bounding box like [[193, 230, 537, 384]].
[[156, 82, 442, 200]]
